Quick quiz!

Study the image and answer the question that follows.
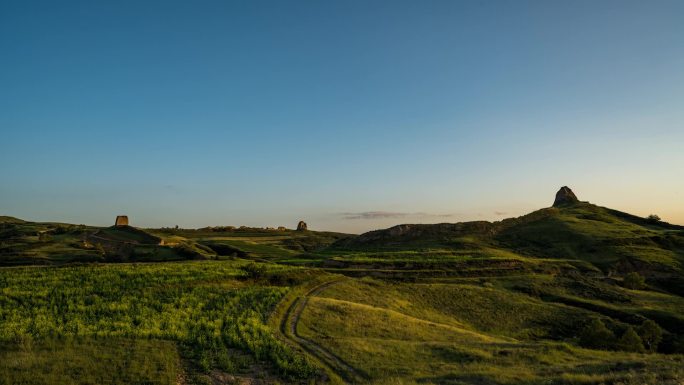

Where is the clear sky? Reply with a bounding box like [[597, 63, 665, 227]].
[[1, 0, 683, 233]]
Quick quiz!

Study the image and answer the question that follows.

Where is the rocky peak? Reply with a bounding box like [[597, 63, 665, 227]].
[[553, 186, 579, 207]]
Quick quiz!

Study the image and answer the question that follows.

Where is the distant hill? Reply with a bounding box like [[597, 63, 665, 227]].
[[91, 225, 163, 245], [0, 216, 26, 224], [0, 217, 350, 266], [329, 188, 684, 281]]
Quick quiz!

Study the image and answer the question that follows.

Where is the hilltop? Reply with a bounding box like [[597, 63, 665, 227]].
[[323, 188, 684, 300], [330, 187, 683, 270]]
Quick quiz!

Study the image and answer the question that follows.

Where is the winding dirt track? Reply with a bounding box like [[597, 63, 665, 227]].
[[280, 279, 364, 384]]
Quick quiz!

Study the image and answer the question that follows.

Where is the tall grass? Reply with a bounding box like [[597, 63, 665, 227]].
[[0, 261, 315, 380], [0, 338, 179, 385]]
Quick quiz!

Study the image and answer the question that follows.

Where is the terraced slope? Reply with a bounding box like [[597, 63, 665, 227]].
[[295, 277, 684, 384], [327, 200, 684, 293]]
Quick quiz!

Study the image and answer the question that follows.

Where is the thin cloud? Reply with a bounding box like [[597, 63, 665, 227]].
[[163, 184, 180, 193], [494, 211, 508, 216], [340, 211, 456, 220]]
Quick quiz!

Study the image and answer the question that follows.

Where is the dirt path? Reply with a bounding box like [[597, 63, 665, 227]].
[[280, 279, 365, 384]]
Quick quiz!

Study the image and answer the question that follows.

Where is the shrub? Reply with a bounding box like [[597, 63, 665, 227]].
[[52, 225, 71, 235], [646, 214, 661, 223], [623, 272, 646, 290], [579, 319, 615, 350], [616, 326, 645, 353], [672, 334, 684, 354], [241, 263, 268, 280], [638, 320, 663, 352]]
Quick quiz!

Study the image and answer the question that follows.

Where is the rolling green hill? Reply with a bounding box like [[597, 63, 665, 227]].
[[328, 192, 684, 281], [0, 218, 350, 266], [1, 187, 683, 384]]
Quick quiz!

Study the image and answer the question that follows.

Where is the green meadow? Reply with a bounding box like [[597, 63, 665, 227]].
[[0, 261, 317, 384]]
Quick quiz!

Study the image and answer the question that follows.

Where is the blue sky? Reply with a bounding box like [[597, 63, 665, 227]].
[[1, 0, 683, 233]]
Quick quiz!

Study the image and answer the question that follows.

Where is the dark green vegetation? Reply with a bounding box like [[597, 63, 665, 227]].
[[0, 338, 179, 385], [1, 189, 683, 384]]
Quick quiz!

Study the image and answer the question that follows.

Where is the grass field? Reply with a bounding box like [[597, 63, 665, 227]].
[[0, 338, 179, 385], [1, 200, 683, 384], [0, 261, 319, 384]]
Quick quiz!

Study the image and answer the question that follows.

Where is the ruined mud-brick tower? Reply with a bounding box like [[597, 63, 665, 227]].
[[296, 220, 308, 231], [115, 216, 129, 227]]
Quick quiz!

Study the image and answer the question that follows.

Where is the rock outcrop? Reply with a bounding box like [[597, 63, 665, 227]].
[[553, 186, 579, 207], [296, 221, 308, 231], [115, 215, 129, 227]]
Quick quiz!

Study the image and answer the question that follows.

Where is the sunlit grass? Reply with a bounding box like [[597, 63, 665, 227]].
[[0, 261, 316, 381]]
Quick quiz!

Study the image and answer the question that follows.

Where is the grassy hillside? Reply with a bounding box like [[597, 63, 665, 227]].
[[495, 203, 684, 272], [327, 202, 684, 285], [0, 219, 349, 266], [331, 203, 682, 260], [151, 226, 350, 262], [297, 277, 684, 384], [274, 194, 681, 384], [0, 220, 101, 265]]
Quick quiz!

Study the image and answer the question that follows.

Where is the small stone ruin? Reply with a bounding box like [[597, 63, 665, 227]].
[[115, 215, 129, 227], [553, 186, 579, 207]]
